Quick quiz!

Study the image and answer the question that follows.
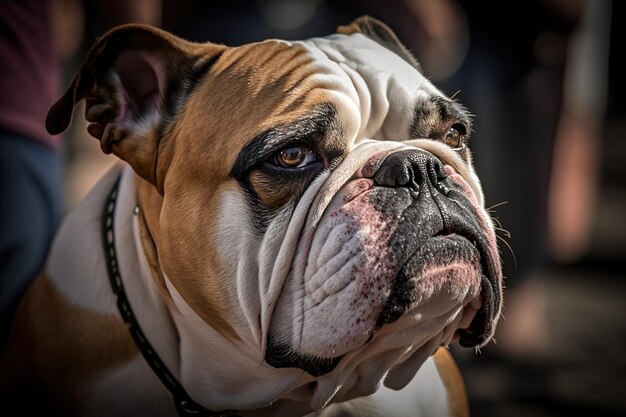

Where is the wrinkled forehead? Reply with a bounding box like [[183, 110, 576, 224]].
[[298, 32, 446, 141], [301, 33, 442, 101]]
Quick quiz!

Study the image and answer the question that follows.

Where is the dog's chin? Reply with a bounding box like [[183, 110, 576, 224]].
[[265, 231, 491, 377]]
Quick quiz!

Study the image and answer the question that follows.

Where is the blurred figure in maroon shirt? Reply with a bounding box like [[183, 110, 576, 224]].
[[0, 0, 64, 350], [0, 0, 162, 349]]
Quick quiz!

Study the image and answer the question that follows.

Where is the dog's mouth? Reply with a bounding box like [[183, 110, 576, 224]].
[[377, 229, 500, 347], [265, 151, 502, 377], [266, 229, 499, 377]]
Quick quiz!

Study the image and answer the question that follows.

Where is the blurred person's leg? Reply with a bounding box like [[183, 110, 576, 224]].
[[548, 0, 611, 264], [0, 0, 63, 350], [0, 134, 62, 349]]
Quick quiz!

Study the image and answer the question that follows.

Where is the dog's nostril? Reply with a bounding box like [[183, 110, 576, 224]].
[[432, 159, 448, 181], [373, 155, 413, 187], [427, 159, 451, 195], [373, 149, 446, 193]]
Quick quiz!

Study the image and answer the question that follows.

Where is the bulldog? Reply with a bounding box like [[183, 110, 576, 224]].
[[0, 16, 502, 417]]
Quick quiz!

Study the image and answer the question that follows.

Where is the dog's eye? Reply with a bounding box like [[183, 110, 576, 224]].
[[272, 144, 319, 169], [444, 125, 466, 150]]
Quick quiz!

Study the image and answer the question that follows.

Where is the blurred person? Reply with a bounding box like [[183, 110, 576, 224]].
[[548, 0, 611, 264], [0, 0, 162, 349], [0, 0, 66, 350]]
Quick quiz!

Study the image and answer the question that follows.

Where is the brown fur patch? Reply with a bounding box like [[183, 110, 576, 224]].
[[136, 174, 239, 339], [0, 272, 138, 413], [433, 347, 470, 417], [135, 175, 174, 307]]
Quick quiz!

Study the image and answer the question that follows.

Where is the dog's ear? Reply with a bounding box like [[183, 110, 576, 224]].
[[337, 15, 421, 71], [46, 24, 224, 187]]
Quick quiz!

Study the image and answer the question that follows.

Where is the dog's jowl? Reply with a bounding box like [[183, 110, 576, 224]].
[[1, 16, 503, 417]]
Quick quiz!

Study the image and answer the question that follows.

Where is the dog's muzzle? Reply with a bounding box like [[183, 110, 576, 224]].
[[266, 147, 502, 376], [372, 149, 501, 346]]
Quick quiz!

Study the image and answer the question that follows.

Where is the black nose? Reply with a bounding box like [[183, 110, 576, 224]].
[[373, 149, 447, 192]]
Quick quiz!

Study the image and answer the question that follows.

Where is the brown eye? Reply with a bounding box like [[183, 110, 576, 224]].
[[273, 145, 318, 168], [445, 126, 465, 149]]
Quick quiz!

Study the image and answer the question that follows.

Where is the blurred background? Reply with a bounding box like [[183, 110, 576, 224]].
[[2, 0, 624, 415]]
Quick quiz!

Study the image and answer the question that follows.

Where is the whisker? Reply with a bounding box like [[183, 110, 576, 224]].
[[494, 226, 511, 239], [486, 203, 515, 265], [486, 201, 509, 212], [496, 234, 517, 267], [491, 216, 503, 231]]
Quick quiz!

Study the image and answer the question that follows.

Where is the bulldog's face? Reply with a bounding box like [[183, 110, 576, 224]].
[[48, 16, 502, 410]]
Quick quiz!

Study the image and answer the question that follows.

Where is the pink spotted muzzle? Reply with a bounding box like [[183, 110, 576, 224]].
[[266, 148, 503, 376]]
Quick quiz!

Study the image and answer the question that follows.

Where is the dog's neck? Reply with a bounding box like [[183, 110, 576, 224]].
[[115, 168, 182, 381], [133, 171, 324, 416]]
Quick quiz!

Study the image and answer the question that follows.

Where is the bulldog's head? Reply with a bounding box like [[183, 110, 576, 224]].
[[48, 16, 502, 412]]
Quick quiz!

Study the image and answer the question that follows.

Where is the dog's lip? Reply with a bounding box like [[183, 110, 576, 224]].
[[376, 226, 501, 348], [450, 230, 500, 347], [462, 229, 502, 347], [265, 335, 344, 377], [456, 275, 496, 347]]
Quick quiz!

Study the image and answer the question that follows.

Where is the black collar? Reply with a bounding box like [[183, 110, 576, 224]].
[[102, 174, 239, 417]]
